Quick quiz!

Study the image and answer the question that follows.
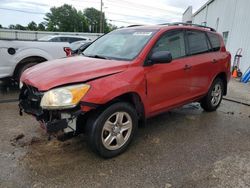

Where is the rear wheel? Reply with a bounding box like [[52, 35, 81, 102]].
[[200, 78, 224, 112], [86, 102, 138, 158]]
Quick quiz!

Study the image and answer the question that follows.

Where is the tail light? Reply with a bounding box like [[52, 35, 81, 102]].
[[64, 47, 72, 57]]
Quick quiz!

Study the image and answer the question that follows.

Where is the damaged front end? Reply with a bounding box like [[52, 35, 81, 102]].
[[19, 84, 84, 140]]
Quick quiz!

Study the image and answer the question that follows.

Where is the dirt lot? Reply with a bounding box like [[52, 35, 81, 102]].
[[0, 81, 250, 188]]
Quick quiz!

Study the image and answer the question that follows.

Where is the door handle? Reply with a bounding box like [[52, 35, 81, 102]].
[[184, 64, 192, 70], [212, 59, 218, 64]]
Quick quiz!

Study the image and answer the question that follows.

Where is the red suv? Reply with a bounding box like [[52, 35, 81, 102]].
[[19, 23, 231, 158]]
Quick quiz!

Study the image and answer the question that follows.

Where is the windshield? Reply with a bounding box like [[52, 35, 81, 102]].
[[83, 28, 158, 60]]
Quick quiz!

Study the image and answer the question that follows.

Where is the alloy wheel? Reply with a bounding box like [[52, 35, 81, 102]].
[[211, 83, 222, 106], [101, 112, 132, 150]]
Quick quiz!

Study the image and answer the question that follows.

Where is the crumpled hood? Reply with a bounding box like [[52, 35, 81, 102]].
[[21, 56, 129, 91]]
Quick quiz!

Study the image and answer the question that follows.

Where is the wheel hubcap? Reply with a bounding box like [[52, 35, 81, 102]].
[[102, 112, 132, 150], [211, 83, 222, 106]]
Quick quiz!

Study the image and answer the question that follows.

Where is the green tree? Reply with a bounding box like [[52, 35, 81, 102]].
[[9, 24, 15, 29], [44, 4, 88, 32], [27, 21, 37, 31], [14, 24, 26, 30], [37, 22, 46, 31], [0, 24, 2, 29], [84, 8, 105, 33], [84, 8, 117, 33], [105, 23, 118, 33]]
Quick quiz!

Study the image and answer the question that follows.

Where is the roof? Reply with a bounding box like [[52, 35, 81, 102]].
[[193, 0, 215, 16]]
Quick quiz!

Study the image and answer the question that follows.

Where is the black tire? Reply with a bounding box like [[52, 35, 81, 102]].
[[17, 62, 37, 82], [200, 78, 224, 112], [237, 71, 243, 78], [86, 102, 138, 158]]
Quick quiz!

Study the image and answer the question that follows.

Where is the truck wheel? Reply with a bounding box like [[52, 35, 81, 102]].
[[200, 78, 224, 112], [17, 62, 37, 82], [86, 102, 138, 158]]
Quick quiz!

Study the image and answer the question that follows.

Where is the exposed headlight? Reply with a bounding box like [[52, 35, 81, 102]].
[[40, 84, 90, 109]]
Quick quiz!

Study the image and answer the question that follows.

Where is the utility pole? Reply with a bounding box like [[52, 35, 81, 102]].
[[100, 0, 103, 33]]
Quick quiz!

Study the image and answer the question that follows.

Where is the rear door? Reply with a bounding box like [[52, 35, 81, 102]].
[[184, 30, 216, 97], [145, 29, 190, 114]]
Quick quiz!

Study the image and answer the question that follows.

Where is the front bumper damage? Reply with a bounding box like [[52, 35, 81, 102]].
[[19, 84, 83, 139]]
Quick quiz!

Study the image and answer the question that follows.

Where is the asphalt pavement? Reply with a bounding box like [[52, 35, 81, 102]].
[[0, 80, 250, 188]]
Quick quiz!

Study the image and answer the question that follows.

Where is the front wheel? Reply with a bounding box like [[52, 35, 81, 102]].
[[200, 78, 224, 112], [86, 102, 138, 158]]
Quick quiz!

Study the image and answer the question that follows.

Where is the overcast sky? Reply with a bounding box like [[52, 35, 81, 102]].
[[0, 0, 208, 27]]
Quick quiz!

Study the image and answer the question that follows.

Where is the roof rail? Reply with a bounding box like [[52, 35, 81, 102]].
[[127, 25, 144, 27], [159, 22, 216, 32]]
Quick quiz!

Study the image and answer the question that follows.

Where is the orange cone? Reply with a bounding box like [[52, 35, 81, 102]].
[[232, 69, 238, 78]]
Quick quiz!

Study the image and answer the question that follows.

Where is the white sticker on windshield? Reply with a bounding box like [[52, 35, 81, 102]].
[[133, 32, 152, 36]]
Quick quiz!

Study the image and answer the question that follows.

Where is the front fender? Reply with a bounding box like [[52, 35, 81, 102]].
[[81, 67, 149, 113]]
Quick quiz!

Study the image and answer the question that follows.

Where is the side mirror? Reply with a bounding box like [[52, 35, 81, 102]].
[[148, 51, 172, 64]]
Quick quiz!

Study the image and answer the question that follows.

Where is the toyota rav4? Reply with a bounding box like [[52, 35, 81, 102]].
[[19, 23, 231, 158]]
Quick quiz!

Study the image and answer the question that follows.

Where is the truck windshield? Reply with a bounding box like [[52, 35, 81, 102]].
[[83, 28, 158, 60]]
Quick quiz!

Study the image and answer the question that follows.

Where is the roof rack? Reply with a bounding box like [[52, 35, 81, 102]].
[[159, 22, 216, 32], [127, 25, 144, 27]]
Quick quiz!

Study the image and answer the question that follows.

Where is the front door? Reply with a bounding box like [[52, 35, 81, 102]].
[[144, 30, 190, 115]]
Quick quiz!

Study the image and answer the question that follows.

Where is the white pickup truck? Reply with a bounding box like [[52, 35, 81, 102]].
[[0, 40, 71, 81]]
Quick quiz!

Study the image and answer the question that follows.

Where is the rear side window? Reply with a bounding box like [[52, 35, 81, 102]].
[[187, 30, 209, 55], [60, 37, 69, 42], [152, 30, 186, 59], [50, 37, 60, 42], [207, 33, 221, 51]]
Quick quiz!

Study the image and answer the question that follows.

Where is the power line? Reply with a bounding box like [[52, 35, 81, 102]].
[[108, 19, 141, 24], [104, 1, 179, 18], [106, 0, 183, 14], [105, 11, 168, 22], [0, 7, 45, 15], [0, 6, 164, 21], [0, 5, 175, 27]]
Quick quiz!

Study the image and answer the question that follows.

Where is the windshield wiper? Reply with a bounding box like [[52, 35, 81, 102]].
[[83, 54, 110, 60]]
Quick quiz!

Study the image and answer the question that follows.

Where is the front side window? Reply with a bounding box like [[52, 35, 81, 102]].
[[83, 28, 158, 60], [187, 30, 209, 55], [152, 30, 186, 59]]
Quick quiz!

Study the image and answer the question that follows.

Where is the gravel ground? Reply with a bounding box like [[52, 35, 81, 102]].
[[0, 80, 250, 188]]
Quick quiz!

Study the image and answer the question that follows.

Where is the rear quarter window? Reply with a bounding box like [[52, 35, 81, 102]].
[[207, 33, 221, 51], [187, 30, 209, 55]]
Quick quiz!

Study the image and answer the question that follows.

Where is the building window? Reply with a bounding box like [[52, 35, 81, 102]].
[[223, 31, 229, 46]]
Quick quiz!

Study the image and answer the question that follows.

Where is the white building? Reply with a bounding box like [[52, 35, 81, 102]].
[[183, 0, 250, 74]]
